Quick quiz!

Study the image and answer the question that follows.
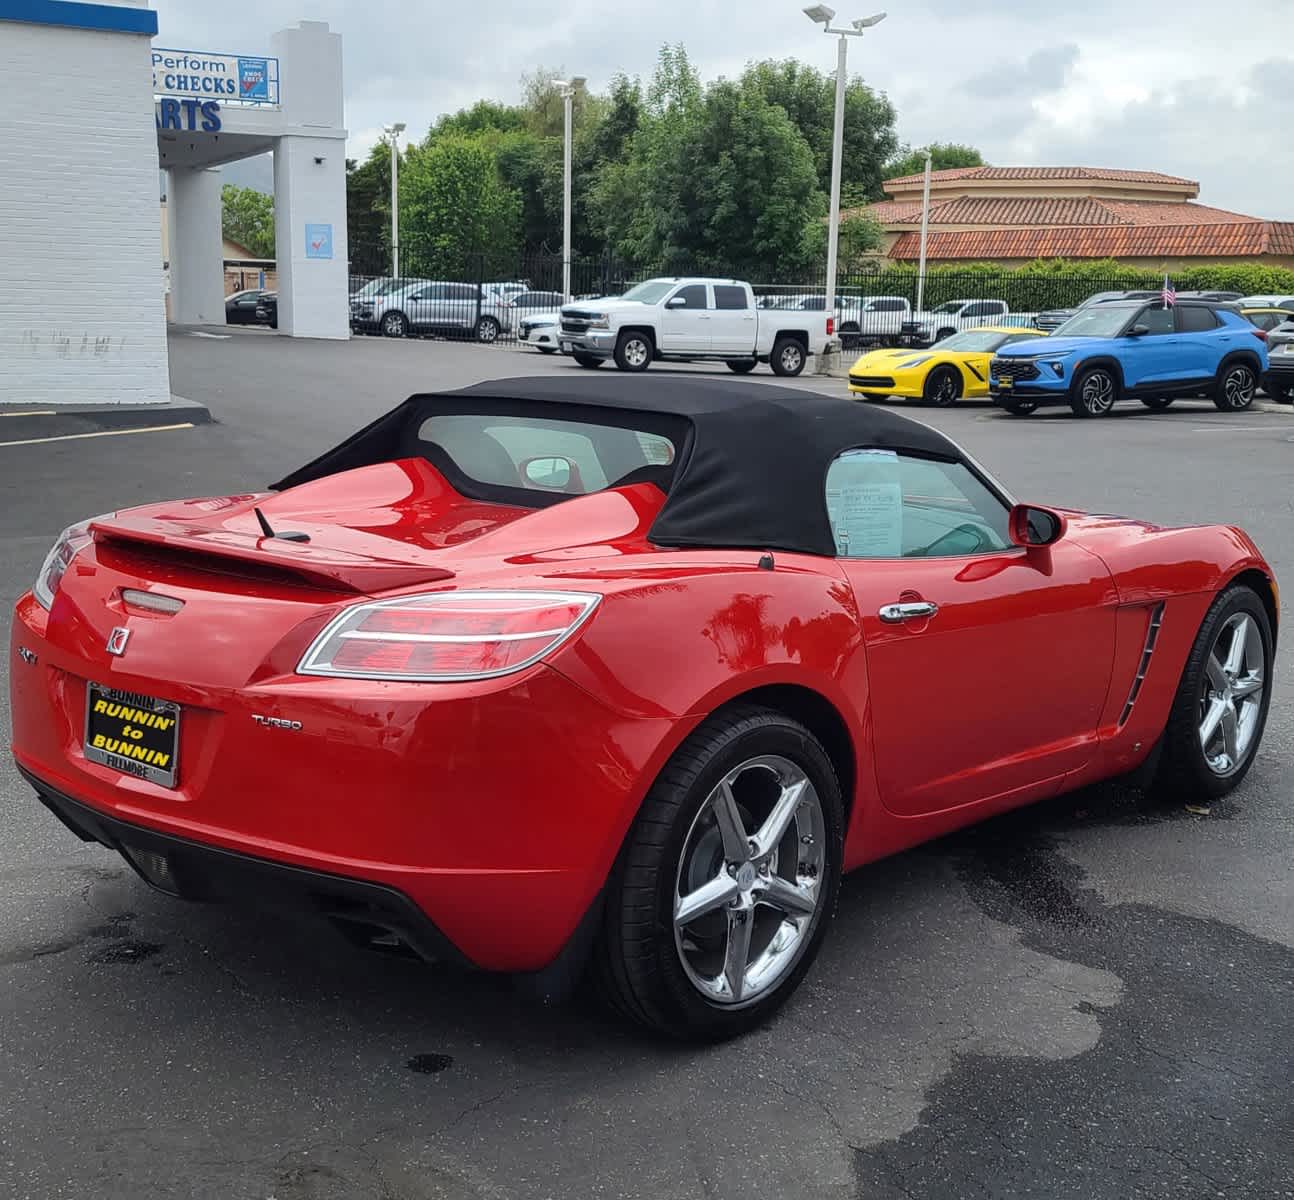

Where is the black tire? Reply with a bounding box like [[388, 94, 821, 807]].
[[1266, 380, 1294, 404], [538, 346, 557, 355], [726, 360, 758, 374], [1000, 398, 1038, 416], [923, 366, 963, 407], [269, 319, 278, 330], [572, 353, 604, 368], [770, 336, 807, 377], [1140, 397, 1174, 411], [475, 316, 501, 344], [595, 706, 844, 1041], [1152, 584, 1273, 804], [614, 330, 653, 372], [1070, 366, 1118, 417], [381, 310, 408, 338], [1213, 360, 1258, 412]]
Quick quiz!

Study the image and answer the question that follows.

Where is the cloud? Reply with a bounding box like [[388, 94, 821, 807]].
[[148, 0, 1294, 221], [963, 44, 1079, 98]]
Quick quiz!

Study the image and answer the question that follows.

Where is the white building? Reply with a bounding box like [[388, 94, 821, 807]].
[[0, 1, 348, 408]]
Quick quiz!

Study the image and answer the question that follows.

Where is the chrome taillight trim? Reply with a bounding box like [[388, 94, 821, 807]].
[[296, 589, 602, 683]]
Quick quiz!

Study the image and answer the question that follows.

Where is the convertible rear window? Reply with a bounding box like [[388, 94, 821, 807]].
[[417, 413, 678, 499]]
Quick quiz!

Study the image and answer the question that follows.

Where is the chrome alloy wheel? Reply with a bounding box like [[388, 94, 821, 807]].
[[1198, 612, 1265, 775], [1080, 370, 1115, 414], [673, 755, 826, 1007], [1223, 364, 1256, 409], [623, 337, 650, 367]]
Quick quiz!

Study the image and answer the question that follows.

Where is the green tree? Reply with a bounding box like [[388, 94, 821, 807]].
[[740, 59, 899, 202], [399, 135, 521, 276], [884, 142, 985, 180], [220, 184, 274, 258], [346, 143, 391, 271], [803, 210, 886, 271]]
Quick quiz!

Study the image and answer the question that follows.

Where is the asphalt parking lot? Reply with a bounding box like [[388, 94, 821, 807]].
[[2, 328, 1291, 1199]]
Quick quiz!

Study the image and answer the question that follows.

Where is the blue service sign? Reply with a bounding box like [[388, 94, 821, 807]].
[[305, 225, 334, 260], [155, 99, 221, 132], [152, 48, 280, 106]]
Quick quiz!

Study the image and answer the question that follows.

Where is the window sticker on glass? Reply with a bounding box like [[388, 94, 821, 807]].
[[826, 449, 902, 557]]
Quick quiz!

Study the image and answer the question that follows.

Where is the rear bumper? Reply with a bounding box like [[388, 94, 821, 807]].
[[11, 591, 678, 972], [1265, 360, 1294, 387], [24, 767, 468, 965]]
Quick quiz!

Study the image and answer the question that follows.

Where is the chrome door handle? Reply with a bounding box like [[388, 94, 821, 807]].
[[879, 601, 938, 623]]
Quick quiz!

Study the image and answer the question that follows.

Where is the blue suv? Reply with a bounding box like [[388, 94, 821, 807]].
[[990, 300, 1268, 417]]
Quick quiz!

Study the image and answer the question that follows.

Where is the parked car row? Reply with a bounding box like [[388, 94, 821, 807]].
[[848, 298, 1293, 417]]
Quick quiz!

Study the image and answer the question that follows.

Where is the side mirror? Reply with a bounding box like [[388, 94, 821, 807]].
[[521, 455, 575, 490], [1128, 324, 1150, 337], [666, 296, 688, 309], [1009, 503, 1066, 548]]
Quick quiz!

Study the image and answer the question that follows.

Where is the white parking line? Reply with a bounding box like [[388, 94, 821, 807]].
[[0, 423, 195, 448], [188, 331, 231, 339], [1191, 425, 1280, 432], [0, 410, 58, 417]]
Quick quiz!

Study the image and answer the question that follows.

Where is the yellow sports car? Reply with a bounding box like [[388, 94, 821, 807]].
[[848, 326, 1048, 406]]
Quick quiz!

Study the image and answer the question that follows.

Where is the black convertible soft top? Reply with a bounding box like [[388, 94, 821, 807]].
[[272, 376, 971, 557]]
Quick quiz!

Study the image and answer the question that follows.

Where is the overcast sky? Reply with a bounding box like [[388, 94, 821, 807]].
[[153, 0, 1294, 219]]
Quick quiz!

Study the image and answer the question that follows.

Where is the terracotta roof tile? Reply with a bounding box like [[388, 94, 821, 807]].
[[887, 223, 1294, 261], [1097, 200, 1261, 226], [883, 165, 1200, 188], [865, 196, 1268, 230]]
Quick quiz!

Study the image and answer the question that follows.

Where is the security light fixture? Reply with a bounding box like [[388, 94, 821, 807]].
[[803, 4, 835, 23]]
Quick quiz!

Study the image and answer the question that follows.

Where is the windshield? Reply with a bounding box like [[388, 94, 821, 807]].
[[931, 302, 964, 313], [1052, 307, 1136, 338], [620, 281, 675, 304], [938, 331, 1012, 352]]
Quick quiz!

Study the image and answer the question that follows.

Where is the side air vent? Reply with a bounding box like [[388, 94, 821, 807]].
[[1118, 602, 1165, 727]]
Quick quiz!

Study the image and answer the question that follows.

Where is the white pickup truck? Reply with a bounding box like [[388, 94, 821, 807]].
[[558, 277, 831, 376], [902, 299, 1038, 345]]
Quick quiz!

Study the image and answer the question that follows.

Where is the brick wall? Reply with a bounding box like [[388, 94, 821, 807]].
[[0, 9, 170, 405]]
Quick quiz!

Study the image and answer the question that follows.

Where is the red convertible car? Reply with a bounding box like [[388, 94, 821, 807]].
[[11, 378, 1277, 1039]]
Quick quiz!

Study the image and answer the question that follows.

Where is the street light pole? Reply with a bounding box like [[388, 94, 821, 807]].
[[803, 7, 886, 337], [916, 148, 932, 315], [383, 122, 406, 279], [554, 78, 585, 302]]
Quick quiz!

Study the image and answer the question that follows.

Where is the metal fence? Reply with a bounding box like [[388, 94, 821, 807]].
[[344, 244, 1148, 350]]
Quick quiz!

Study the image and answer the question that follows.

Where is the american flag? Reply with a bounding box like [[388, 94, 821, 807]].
[[1161, 274, 1176, 308]]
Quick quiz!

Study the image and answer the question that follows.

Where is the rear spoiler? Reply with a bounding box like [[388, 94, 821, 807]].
[[90, 518, 455, 594]]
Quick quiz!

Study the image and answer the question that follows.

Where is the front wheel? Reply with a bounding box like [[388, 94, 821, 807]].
[[770, 337, 807, 377], [475, 316, 501, 343], [1213, 361, 1257, 411], [572, 352, 604, 368], [381, 311, 408, 338], [596, 707, 843, 1040], [1141, 396, 1174, 411], [1267, 380, 1294, 404], [1000, 398, 1038, 416], [614, 331, 653, 372], [1153, 585, 1273, 803], [537, 346, 557, 355], [923, 366, 963, 407], [1070, 366, 1118, 417]]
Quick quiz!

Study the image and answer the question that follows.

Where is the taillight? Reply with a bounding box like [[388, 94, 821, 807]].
[[1253, 328, 1268, 341], [826, 316, 835, 337], [297, 590, 601, 682], [33, 516, 110, 609]]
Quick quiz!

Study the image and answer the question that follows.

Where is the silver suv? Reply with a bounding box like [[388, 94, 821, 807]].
[[355, 281, 515, 341]]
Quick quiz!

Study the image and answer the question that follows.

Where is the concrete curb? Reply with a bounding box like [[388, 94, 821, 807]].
[[0, 395, 212, 442]]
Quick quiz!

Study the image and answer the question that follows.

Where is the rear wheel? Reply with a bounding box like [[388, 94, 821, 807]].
[[1070, 366, 1118, 417], [572, 352, 604, 368], [1213, 361, 1257, 411], [1140, 396, 1174, 411], [1153, 585, 1273, 803], [614, 331, 653, 372], [381, 311, 408, 338], [726, 359, 758, 374], [596, 707, 843, 1041], [770, 337, 807, 377], [475, 316, 501, 343], [923, 366, 963, 407], [1267, 380, 1294, 404]]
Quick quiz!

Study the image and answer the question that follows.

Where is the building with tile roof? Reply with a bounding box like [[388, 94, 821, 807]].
[[854, 167, 1294, 269]]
